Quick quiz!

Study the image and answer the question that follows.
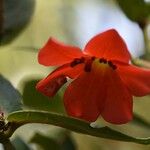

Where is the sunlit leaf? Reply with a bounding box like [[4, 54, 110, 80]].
[[0, 75, 22, 113], [0, 0, 35, 45], [7, 110, 150, 145]]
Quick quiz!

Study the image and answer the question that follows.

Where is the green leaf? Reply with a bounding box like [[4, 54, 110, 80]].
[[0, 75, 22, 113], [12, 136, 32, 150], [116, 0, 150, 22], [30, 133, 61, 150], [0, 0, 35, 45], [7, 110, 150, 145]]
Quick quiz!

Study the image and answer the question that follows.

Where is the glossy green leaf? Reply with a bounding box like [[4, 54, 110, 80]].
[[7, 110, 150, 145], [116, 0, 150, 22], [0, 75, 22, 113]]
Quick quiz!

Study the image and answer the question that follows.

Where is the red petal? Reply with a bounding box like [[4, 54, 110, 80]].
[[36, 64, 84, 97], [117, 63, 150, 96], [84, 29, 131, 63], [38, 38, 83, 66], [64, 62, 108, 122], [101, 69, 133, 124]]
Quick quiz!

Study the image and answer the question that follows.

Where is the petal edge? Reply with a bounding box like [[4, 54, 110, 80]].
[[117, 63, 150, 97], [38, 38, 83, 66], [84, 29, 131, 63]]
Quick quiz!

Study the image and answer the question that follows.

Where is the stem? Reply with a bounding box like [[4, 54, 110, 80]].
[[132, 58, 150, 68], [2, 139, 16, 150], [138, 20, 150, 60], [0, 0, 4, 37], [143, 27, 150, 58], [6, 110, 150, 145]]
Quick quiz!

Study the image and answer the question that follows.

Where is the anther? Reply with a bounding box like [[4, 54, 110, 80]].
[[108, 61, 117, 70], [84, 61, 92, 72], [84, 57, 95, 72], [91, 56, 96, 61], [70, 57, 85, 67], [112, 65, 117, 70], [108, 61, 113, 67], [99, 58, 107, 63]]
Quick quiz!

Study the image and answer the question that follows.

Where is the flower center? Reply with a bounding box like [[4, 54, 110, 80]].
[[70, 57, 117, 72], [84, 57, 117, 72], [99, 58, 117, 70]]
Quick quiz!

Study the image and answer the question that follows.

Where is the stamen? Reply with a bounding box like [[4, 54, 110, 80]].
[[108, 60, 117, 70], [108, 60, 113, 67], [99, 58, 107, 63], [99, 58, 117, 70], [91, 56, 96, 60], [112, 65, 117, 70], [70, 57, 85, 67], [84, 57, 95, 72]]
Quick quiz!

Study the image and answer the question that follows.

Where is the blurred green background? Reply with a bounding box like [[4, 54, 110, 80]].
[[0, 0, 150, 149]]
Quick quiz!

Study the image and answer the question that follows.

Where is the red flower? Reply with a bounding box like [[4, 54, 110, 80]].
[[36, 29, 150, 124]]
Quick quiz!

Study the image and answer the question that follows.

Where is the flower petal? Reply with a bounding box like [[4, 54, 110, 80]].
[[101, 70, 133, 124], [36, 64, 84, 97], [64, 62, 109, 122], [117, 63, 150, 96], [38, 38, 83, 66], [84, 29, 131, 63]]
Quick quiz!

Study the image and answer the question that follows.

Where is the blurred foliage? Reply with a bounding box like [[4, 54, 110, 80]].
[[30, 133, 61, 150], [116, 0, 150, 24], [12, 136, 32, 150], [133, 114, 150, 130], [0, 0, 35, 45], [30, 131, 76, 150], [0, 75, 22, 113], [22, 79, 65, 113], [0, 48, 47, 86]]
